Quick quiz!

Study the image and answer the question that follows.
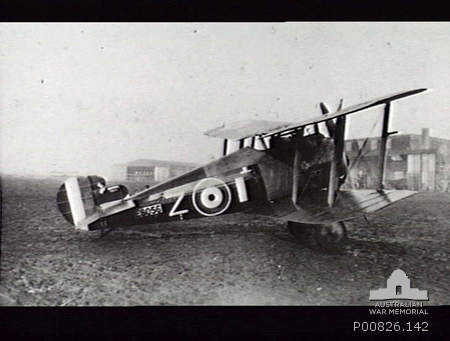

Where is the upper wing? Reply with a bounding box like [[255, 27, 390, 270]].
[[204, 119, 294, 140], [205, 88, 427, 141]]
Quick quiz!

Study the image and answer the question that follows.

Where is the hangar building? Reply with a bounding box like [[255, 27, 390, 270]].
[[111, 159, 199, 182], [344, 128, 450, 192]]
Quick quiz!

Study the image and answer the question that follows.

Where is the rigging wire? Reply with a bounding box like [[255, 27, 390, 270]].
[[346, 118, 380, 188]]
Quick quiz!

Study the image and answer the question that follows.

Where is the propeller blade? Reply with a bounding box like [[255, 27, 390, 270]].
[[337, 98, 344, 111], [320, 102, 330, 115], [320, 102, 336, 138], [327, 115, 347, 207]]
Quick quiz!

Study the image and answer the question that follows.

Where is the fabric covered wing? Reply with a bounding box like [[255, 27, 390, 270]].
[[204, 119, 294, 140], [338, 189, 417, 214], [281, 189, 418, 224], [205, 89, 426, 141]]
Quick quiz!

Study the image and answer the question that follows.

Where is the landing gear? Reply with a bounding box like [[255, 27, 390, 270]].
[[287, 221, 347, 252]]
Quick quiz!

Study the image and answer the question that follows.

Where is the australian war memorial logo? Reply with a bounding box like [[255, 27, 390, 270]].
[[369, 269, 428, 315], [370, 269, 428, 301]]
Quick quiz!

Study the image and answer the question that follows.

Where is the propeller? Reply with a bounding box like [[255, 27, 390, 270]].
[[320, 98, 343, 138], [320, 102, 334, 137], [320, 99, 347, 207]]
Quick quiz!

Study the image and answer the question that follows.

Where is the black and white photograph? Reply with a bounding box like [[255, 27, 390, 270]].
[[1, 22, 449, 315]]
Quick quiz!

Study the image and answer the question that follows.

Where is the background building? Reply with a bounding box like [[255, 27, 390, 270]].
[[344, 128, 450, 192], [111, 159, 199, 183]]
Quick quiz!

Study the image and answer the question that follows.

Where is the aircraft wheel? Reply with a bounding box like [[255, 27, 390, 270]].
[[314, 222, 347, 251]]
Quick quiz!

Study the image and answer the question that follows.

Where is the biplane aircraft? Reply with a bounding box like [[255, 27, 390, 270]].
[[57, 88, 427, 249]]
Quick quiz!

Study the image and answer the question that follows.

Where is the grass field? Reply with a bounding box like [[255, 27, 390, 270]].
[[1, 175, 449, 305]]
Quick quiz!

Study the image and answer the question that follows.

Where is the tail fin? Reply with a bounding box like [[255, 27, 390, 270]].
[[56, 176, 134, 230]]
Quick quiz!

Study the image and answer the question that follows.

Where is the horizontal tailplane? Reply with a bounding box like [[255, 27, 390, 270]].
[[56, 176, 135, 230]]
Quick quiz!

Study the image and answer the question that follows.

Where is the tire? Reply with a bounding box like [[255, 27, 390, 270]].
[[314, 221, 347, 252]]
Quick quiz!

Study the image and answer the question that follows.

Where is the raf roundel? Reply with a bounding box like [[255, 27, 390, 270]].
[[192, 177, 232, 216]]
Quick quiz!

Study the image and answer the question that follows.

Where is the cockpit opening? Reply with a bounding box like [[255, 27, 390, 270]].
[[222, 136, 273, 155], [221, 121, 332, 156]]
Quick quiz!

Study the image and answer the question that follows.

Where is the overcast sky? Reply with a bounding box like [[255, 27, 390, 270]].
[[1, 22, 449, 176]]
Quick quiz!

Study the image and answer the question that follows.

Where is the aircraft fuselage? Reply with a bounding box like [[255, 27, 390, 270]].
[[88, 135, 342, 231]]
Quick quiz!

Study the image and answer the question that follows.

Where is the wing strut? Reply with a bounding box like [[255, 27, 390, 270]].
[[377, 102, 398, 192], [238, 139, 244, 149], [292, 148, 301, 206], [222, 139, 228, 156], [292, 128, 304, 206]]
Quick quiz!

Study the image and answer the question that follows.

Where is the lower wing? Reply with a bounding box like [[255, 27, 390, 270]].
[[281, 189, 417, 224]]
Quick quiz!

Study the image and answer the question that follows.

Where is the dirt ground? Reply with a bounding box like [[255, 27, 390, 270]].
[[1, 175, 449, 306]]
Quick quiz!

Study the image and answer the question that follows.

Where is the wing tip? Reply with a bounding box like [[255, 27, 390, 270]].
[[411, 87, 428, 95]]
